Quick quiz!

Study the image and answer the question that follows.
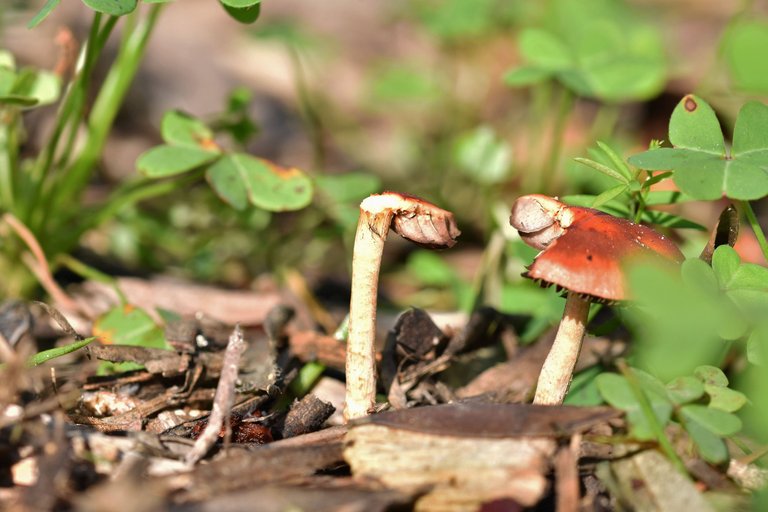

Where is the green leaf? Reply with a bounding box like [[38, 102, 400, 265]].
[[694, 365, 728, 387], [407, 250, 460, 287], [642, 172, 675, 191], [369, 66, 441, 104], [0, 51, 14, 69], [412, 0, 500, 41], [207, 154, 312, 212], [680, 404, 742, 436], [630, 97, 768, 201], [0, 95, 38, 107], [220, 1, 261, 24], [81, 0, 138, 16], [705, 384, 747, 413], [28, 0, 61, 28], [684, 416, 730, 464], [732, 101, 768, 157], [596, 140, 633, 180], [518, 28, 572, 70], [628, 147, 712, 171], [14, 69, 60, 106], [92, 305, 170, 350], [161, 110, 219, 151], [666, 376, 704, 405], [316, 173, 380, 204], [503, 66, 552, 87], [564, 365, 604, 406], [137, 145, 219, 177], [669, 95, 725, 155], [315, 172, 381, 230], [712, 245, 741, 287], [206, 156, 249, 210], [591, 184, 628, 208], [220, 0, 260, 6], [596, 373, 673, 440], [26, 337, 95, 366], [681, 258, 720, 297], [721, 20, 768, 93], [454, 126, 513, 185], [747, 323, 768, 365], [573, 157, 629, 184]]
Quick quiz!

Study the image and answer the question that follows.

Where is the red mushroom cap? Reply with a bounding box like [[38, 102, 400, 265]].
[[510, 195, 684, 302]]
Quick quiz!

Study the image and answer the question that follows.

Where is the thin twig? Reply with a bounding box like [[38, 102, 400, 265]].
[[2, 213, 80, 313], [185, 325, 246, 466]]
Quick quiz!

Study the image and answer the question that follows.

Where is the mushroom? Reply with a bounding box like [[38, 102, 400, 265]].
[[509, 194, 684, 405], [345, 192, 460, 421]]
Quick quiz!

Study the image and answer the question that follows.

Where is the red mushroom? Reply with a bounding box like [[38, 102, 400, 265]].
[[509, 194, 683, 405], [346, 192, 460, 420]]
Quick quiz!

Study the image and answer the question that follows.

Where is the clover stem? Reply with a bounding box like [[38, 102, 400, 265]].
[[533, 293, 591, 405], [739, 200, 768, 262], [345, 210, 393, 421]]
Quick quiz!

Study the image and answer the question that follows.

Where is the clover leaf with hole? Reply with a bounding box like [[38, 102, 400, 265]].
[[629, 95, 768, 200]]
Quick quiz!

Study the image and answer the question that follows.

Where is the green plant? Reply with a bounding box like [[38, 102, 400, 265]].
[[597, 364, 746, 465], [137, 110, 313, 212], [554, 94, 768, 472], [0, 0, 303, 298], [503, 0, 667, 192]]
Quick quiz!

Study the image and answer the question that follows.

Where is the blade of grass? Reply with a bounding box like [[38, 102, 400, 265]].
[[0, 114, 20, 211], [43, 4, 164, 233], [573, 157, 629, 184], [27, 337, 95, 367], [596, 140, 633, 181], [27, 13, 116, 227]]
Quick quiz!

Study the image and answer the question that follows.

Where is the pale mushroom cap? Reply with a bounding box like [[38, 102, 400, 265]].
[[361, 192, 460, 249], [510, 195, 684, 302]]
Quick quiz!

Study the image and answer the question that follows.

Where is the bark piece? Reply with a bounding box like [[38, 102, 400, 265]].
[[171, 481, 413, 512], [279, 394, 335, 439], [604, 450, 715, 512], [344, 403, 619, 510]]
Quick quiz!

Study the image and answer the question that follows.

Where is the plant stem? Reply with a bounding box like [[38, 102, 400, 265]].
[[738, 200, 768, 262], [0, 111, 18, 211], [45, 4, 163, 231], [540, 86, 574, 194], [533, 293, 590, 405], [616, 359, 689, 477], [26, 13, 112, 226], [287, 45, 326, 169], [55, 15, 120, 171]]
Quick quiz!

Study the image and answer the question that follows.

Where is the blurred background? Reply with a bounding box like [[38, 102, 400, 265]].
[[1, 0, 767, 318]]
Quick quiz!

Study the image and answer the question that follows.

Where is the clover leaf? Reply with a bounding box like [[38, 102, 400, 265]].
[[138, 110, 313, 212], [504, 0, 666, 102], [629, 95, 768, 200]]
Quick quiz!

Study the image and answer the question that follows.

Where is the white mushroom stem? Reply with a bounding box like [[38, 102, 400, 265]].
[[533, 293, 591, 405], [345, 207, 393, 421], [344, 193, 459, 422]]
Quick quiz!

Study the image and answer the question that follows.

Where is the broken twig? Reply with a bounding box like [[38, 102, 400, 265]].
[[185, 325, 246, 466]]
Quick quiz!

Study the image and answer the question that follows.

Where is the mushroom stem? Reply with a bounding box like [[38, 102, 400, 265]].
[[533, 293, 591, 405], [344, 192, 460, 421], [345, 209, 393, 421]]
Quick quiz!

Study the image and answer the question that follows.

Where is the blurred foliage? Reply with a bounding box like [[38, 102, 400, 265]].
[[505, 0, 666, 102]]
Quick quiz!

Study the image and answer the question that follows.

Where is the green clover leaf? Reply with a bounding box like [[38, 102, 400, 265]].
[[629, 95, 768, 200]]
